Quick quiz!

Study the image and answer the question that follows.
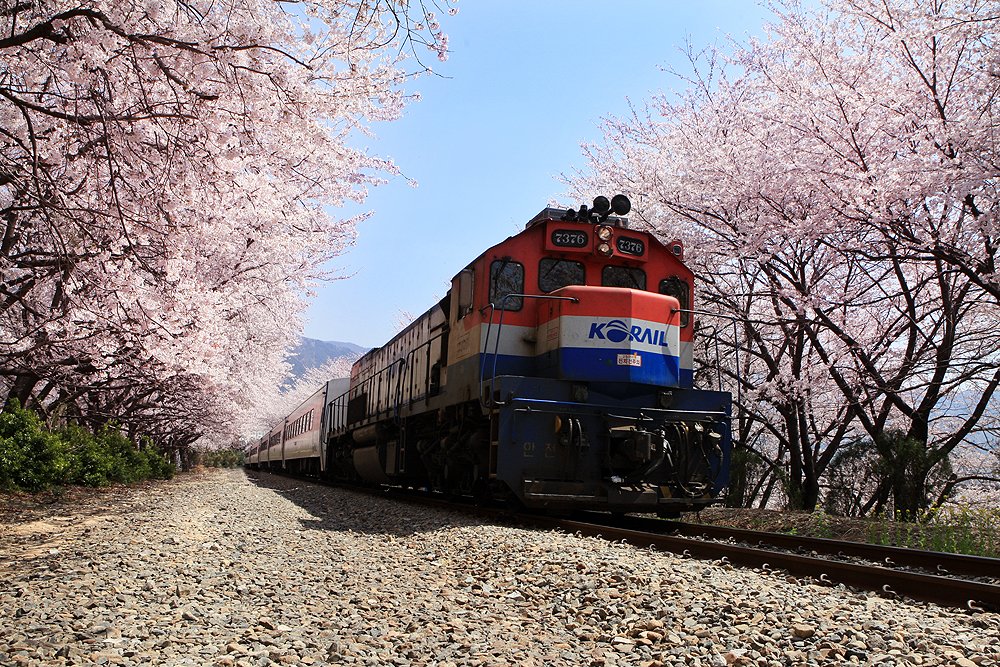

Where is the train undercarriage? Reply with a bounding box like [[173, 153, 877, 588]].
[[319, 378, 730, 515]]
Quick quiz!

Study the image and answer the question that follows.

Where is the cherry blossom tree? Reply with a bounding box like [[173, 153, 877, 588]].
[[570, 0, 1000, 514], [1, 0, 453, 450]]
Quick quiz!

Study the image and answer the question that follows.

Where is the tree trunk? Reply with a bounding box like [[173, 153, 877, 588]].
[[5, 373, 38, 409], [891, 463, 932, 519]]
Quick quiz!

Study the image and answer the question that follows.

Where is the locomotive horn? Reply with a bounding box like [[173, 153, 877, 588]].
[[592, 196, 611, 216], [611, 194, 631, 216]]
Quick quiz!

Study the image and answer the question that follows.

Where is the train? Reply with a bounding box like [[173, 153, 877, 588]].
[[247, 195, 732, 515]]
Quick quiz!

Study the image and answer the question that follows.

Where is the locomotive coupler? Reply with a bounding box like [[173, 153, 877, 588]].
[[606, 421, 670, 485]]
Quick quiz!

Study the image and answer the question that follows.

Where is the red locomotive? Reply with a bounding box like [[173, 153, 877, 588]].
[[249, 196, 731, 514]]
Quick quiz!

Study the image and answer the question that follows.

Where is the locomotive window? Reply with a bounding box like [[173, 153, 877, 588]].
[[538, 258, 585, 293], [602, 266, 646, 290], [490, 259, 524, 311], [659, 277, 690, 327], [457, 268, 474, 319]]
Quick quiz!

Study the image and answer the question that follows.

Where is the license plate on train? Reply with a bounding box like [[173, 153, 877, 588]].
[[617, 353, 642, 367]]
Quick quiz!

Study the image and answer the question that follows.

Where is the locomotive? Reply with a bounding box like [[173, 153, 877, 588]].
[[248, 196, 732, 514]]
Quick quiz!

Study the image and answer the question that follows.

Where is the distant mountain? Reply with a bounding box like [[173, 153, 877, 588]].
[[287, 337, 368, 378]]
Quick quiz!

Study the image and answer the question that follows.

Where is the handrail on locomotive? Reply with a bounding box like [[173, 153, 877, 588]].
[[478, 293, 578, 410]]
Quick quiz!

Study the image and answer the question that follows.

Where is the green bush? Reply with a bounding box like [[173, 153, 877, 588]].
[[0, 401, 175, 492], [0, 400, 71, 492], [139, 436, 175, 480], [199, 448, 244, 468], [61, 422, 113, 487]]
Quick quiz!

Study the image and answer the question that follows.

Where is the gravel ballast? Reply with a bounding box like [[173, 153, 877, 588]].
[[1, 468, 998, 666]]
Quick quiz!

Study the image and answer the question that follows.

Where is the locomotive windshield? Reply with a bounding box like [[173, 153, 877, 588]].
[[538, 258, 585, 292], [602, 266, 646, 290]]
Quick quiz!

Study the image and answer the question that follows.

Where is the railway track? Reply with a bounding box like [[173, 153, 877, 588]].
[[638, 514, 998, 581], [533, 512, 1000, 612], [250, 470, 1000, 612]]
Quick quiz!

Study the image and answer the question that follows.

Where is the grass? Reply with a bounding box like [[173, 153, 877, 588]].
[[865, 505, 1000, 558], [689, 504, 1000, 558]]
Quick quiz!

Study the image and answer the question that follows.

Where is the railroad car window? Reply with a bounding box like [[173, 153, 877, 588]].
[[602, 266, 646, 290], [490, 259, 524, 311], [538, 258, 585, 293], [659, 277, 690, 327]]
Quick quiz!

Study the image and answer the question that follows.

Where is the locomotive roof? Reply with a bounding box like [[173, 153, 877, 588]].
[[524, 206, 631, 229]]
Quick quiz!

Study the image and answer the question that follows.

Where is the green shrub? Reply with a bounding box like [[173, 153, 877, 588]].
[[199, 448, 244, 468], [98, 425, 147, 484], [0, 401, 175, 492], [139, 436, 175, 480], [61, 422, 112, 487], [0, 400, 71, 492]]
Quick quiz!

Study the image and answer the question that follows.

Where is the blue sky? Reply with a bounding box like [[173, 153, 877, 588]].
[[304, 1, 776, 347]]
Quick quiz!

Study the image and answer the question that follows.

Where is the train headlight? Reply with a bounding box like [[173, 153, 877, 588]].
[[597, 242, 613, 257], [596, 225, 613, 241]]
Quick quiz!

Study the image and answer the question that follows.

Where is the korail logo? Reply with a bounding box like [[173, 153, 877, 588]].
[[588, 320, 670, 347]]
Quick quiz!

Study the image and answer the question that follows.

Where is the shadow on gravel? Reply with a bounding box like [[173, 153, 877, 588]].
[[0, 477, 180, 530], [244, 470, 471, 537], [0, 475, 202, 567]]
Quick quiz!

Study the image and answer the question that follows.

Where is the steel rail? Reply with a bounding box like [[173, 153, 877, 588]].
[[524, 515, 1000, 612], [661, 518, 1000, 579], [577, 513, 1000, 580]]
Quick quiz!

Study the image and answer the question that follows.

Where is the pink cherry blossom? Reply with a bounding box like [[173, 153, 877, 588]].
[[568, 0, 999, 514], [0, 0, 455, 454]]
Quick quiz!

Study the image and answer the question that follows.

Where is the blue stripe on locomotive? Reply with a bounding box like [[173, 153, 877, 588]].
[[480, 350, 692, 387], [554, 347, 682, 385]]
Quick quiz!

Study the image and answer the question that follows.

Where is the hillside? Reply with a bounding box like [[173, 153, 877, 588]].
[[287, 338, 368, 379]]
